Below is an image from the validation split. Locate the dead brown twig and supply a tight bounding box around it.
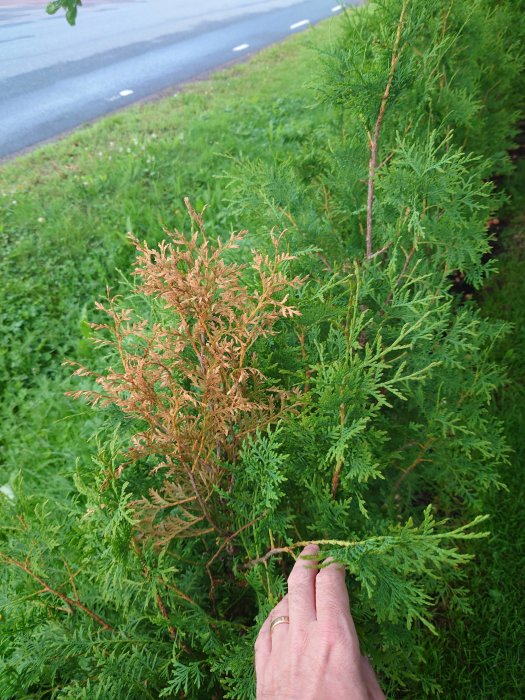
[206,514,266,603]
[393,437,436,494]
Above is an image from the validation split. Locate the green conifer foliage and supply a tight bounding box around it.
[1,1,523,697]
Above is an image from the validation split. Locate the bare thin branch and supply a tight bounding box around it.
[366,0,408,259]
[393,437,436,493]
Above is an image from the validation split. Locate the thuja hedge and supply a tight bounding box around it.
[1,0,523,697]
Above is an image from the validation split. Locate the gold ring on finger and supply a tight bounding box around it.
[270,615,290,634]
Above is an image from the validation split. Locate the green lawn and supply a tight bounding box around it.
[0,13,523,698]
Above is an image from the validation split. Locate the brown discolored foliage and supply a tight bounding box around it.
[67,200,304,544]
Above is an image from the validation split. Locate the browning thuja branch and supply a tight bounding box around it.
[68,200,304,544]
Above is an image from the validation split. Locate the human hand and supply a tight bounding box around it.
[255,544,385,700]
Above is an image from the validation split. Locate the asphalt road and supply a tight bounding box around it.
[0,0,351,160]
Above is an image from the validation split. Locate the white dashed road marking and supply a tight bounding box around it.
[290,19,310,30]
[332,4,343,11]
[119,89,134,97]
[233,43,249,52]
